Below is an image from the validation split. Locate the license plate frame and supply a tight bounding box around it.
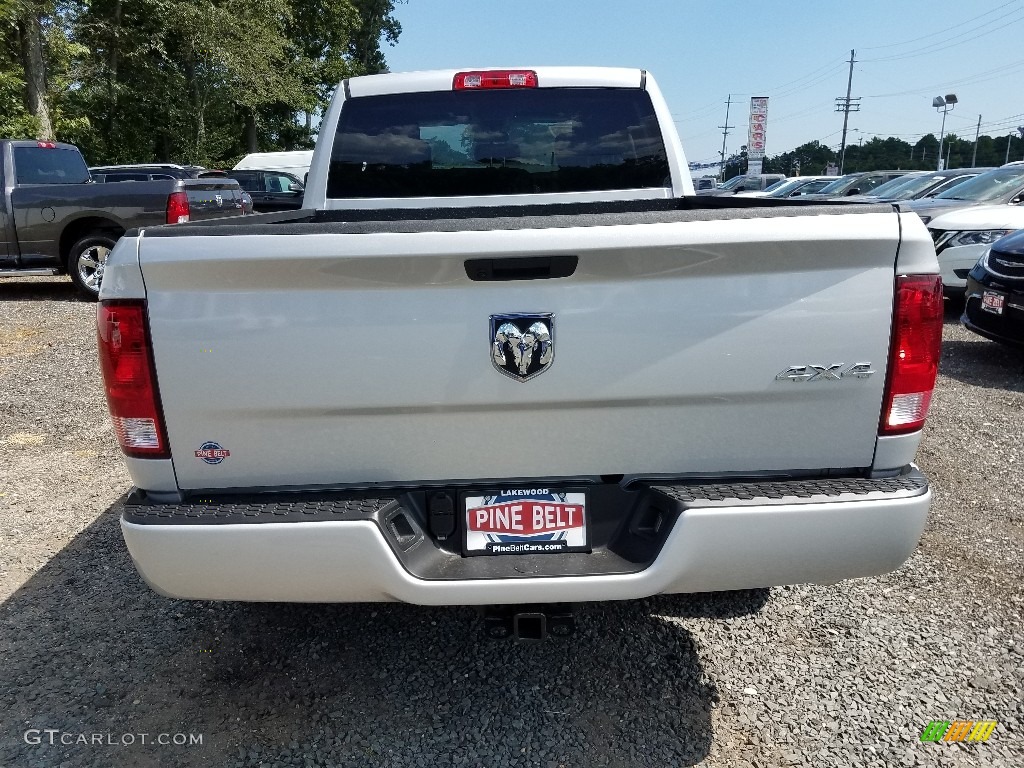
[461,487,590,556]
[981,290,1006,315]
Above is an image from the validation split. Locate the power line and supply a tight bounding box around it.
[770,104,828,125]
[769,64,848,101]
[671,96,741,124]
[674,58,847,127]
[864,58,1024,98]
[677,127,725,142]
[860,0,1021,51]
[860,6,1024,63]
[748,58,848,98]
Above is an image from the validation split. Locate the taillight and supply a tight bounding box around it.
[36,141,57,149]
[97,301,169,458]
[166,191,190,224]
[453,70,538,90]
[880,275,943,435]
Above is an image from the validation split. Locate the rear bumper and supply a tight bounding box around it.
[962,274,1024,348]
[120,472,930,605]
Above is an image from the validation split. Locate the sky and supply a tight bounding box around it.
[380,0,1024,172]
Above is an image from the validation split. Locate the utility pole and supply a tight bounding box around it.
[971,115,981,167]
[718,94,734,181]
[835,49,860,174]
[1007,134,1012,165]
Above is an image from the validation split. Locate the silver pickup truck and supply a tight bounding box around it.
[99,68,943,635]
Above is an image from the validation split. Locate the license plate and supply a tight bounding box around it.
[463,488,588,555]
[981,290,1005,315]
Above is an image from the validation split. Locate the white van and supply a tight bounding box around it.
[233,150,314,181]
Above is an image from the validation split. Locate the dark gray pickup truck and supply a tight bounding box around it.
[1,140,247,298]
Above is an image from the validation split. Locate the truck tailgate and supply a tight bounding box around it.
[138,210,900,491]
[180,179,246,220]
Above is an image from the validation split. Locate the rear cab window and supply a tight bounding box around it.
[13,146,90,185]
[327,88,670,199]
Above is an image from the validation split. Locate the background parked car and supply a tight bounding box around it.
[738,175,834,198]
[904,165,1024,223]
[925,204,1024,296]
[842,168,990,203]
[89,163,229,182]
[692,177,717,193]
[838,171,928,201]
[962,227,1024,347]
[233,150,314,183]
[702,173,786,196]
[226,169,305,212]
[797,170,909,199]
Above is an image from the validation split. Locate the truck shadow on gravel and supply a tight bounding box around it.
[0,499,767,768]
[941,297,965,325]
[939,338,1024,390]
[938,300,1024,387]
[0,279,80,303]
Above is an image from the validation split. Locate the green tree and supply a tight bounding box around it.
[2,0,87,140]
[64,0,405,164]
[12,0,53,139]
[764,141,836,176]
[281,0,404,144]
[348,0,403,74]
[843,136,913,172]
[0,1,38,137]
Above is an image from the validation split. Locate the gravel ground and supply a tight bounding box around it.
[0,276,1021,768]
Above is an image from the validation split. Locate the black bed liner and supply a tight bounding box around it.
[136,197,895,239]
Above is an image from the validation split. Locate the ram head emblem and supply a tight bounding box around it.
[490,314,554,382]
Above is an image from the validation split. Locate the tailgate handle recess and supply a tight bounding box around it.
[465,255,578,281]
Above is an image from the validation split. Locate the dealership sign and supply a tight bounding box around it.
[747,97,769,160]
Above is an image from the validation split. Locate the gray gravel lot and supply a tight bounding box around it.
[0,277,1021,768]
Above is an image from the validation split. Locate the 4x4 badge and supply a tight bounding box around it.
[775,363,875,381]
[490,314,554,382]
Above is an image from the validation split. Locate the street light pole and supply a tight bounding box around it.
[937,108,949,170]
[971,114,981,168]
[933,94,957,171]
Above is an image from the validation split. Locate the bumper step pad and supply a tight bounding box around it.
[650,471,928,508]
[122,490,397,525]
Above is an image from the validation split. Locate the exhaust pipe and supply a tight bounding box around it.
[481,604,577,641]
